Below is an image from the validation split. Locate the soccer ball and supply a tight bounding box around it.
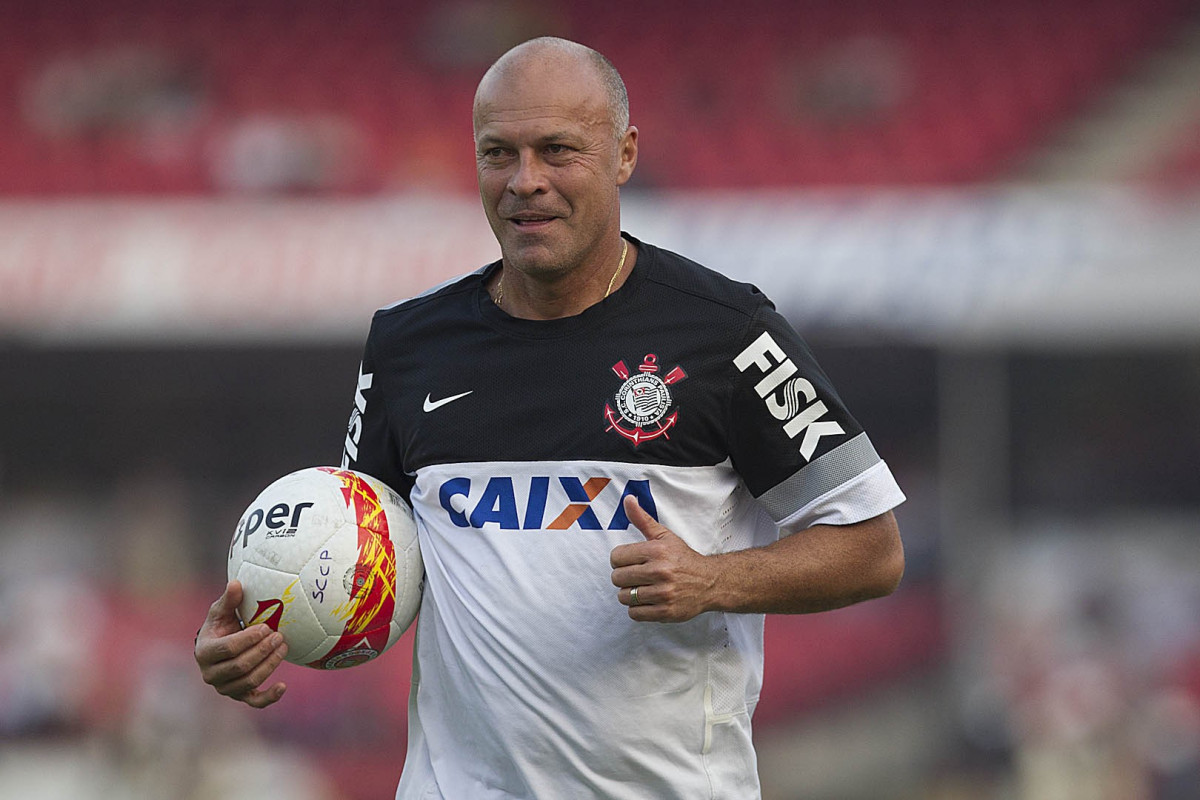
[227,466,422,669]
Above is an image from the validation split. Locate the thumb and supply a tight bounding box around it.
[203,580,246,635]
[623,495,668,541]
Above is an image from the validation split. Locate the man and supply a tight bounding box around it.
[196,37,905,798]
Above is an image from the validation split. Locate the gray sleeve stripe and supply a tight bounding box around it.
[755,432,882,522]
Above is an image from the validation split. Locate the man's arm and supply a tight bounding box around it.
[610,496,903,622]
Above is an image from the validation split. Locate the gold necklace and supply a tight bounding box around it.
[494,238,629,309]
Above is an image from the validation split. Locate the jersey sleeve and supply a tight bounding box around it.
[339,314,409,497]
[728,301,904,534]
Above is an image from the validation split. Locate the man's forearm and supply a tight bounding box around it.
[707,511,904,615]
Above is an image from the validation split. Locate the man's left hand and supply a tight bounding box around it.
[610,495,717,622]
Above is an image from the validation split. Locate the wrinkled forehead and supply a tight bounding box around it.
[473,58,611,138]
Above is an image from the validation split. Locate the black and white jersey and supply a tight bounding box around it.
[343,234,904,800]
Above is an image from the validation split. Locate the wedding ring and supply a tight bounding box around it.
[630,586,640,606]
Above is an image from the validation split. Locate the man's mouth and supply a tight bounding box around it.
[506,213,558,228]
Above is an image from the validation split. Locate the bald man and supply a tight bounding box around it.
[196,37,905,799]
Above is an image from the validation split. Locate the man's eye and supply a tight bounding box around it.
[482,148,507,159]
[545,144,570,155]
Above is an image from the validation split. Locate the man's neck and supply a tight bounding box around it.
[494,238,636,320]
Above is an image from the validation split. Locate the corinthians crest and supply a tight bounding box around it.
[604,353,687,445]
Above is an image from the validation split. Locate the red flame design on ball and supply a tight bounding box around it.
[309,468,398,668]
[247,598,285,631]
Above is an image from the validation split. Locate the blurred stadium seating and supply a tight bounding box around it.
[2,2,1200,799]
[0,0,1193,194]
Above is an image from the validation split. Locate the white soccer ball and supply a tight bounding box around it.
[227,466,422,669]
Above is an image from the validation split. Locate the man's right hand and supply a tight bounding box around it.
[195,580,289,708]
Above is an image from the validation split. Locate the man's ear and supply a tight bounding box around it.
[616,126,638,186]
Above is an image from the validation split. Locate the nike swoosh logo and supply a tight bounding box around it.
[423,391,473,412]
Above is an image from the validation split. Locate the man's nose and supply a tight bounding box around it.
[507,153,549,197]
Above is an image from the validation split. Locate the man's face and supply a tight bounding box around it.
[473,59,636,280]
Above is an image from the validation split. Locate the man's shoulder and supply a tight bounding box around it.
[369,264,491,329]
[640,240,767,319]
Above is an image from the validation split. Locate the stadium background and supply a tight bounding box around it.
[2,1,1199,798]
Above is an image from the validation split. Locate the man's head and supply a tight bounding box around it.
[473,37,637,282]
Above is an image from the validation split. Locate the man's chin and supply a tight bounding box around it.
[501,240,568,276]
